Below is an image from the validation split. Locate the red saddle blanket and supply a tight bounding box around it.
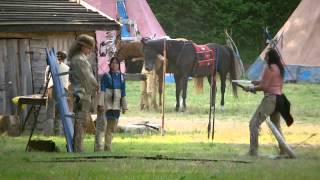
[192,44,215,67]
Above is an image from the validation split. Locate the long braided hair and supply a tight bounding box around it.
[265,48,285,78]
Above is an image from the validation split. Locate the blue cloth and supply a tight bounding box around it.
[100,72,126,97]
[106,110,120,121]
[116,0,131,38]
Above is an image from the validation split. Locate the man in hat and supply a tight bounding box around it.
[68,34,99,152]
[44,51,70,135]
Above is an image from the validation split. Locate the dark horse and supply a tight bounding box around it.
[142,38,242,111]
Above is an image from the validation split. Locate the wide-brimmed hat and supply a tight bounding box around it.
[76,34,95,48]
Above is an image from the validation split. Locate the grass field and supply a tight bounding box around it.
[0,80,319,179]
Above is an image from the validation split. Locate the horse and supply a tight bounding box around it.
[115,40,164,110]
[142,38,242,112]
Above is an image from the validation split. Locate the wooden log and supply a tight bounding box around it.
[266,119,297,159]
[124,73,146,81]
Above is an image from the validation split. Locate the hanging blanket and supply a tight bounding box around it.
[193,44,215,67]
[192,44,215,76]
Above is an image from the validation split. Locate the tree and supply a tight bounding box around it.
[148,0,301,63]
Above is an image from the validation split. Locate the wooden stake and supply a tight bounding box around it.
[161,39,167,136]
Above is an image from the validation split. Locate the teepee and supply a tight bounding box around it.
[247,0,320,83]
[84,0,166,40]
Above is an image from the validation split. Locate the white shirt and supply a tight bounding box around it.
[45,61,70,89]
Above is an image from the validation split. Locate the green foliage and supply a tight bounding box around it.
[148,0,301,64]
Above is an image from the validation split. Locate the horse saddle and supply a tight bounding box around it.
[192,44,215,67]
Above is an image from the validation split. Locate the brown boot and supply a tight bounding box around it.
[248,149,258,156]
[279,147,286,156]
[104,145,111,152]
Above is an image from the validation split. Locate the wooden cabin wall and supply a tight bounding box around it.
[19,40,33,98]
[0,32,97,134]
[0,39,33,115]
[0,40,7,114]
[29,39,48,94]
[0,32,80,113]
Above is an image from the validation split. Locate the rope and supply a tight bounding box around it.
[293,133,317,149]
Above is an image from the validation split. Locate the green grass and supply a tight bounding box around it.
[0,134,319,180]
[0,80,319,179]
[125,79,320,123]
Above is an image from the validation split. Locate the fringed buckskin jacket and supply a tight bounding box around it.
[70,52,98,102]
[98,72,128,111]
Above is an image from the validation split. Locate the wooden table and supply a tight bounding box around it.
[16,94,47,133]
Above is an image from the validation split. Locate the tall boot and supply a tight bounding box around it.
[249,120,259,156]
[45,118,54,136]
[94,112,106,152]
[105,119,117,151]
[73,112,87,153]
[140,92,147,110]
[53,118,61,136]
[147,93,154,110]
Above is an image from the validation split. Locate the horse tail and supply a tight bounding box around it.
[226,47,241,97]
[193,77,203,93]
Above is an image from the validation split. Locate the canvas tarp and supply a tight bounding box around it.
[84,0,166,38]
[247,0,320,83]
[83,0,166,74]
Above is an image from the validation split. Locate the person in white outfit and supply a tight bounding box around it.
[45,51,70,135]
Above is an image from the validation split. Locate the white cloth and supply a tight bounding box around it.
[59,62,70,89]
[45,66,54,88]
[45,62,70,89]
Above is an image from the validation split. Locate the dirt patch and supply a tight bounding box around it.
[119,116,320,145]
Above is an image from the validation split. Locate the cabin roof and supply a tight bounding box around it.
[0,0,120,32]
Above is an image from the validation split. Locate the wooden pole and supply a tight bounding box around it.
[161,39,167,136]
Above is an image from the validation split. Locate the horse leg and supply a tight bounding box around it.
[158,72,163,106]
[220,73,226,112]
[174,74,181,112]
[140,79,147,110]
[156,67,163,107]
[181,76,189,112]
[207,75,217,108]
[151,70,158,110]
